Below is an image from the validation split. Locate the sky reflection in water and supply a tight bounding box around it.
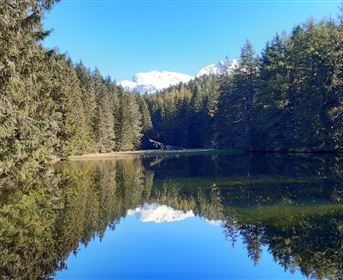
[57,207,304,280]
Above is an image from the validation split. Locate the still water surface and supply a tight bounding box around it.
[1,153,342,279]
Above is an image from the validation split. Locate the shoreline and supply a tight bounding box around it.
[52,148,343,163]
[65,149,215,161]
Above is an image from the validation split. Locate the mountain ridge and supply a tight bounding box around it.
[119,59,238,94]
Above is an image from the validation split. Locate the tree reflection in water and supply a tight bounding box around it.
[0,154,342,280]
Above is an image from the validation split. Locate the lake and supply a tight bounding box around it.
[0,152,342,279]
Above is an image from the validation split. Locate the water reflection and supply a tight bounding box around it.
[127,203,195,223]
[0,154,342,279]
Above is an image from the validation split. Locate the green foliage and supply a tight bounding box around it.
[216,41,259,149]
[93,75,116,153]
[50,55,94,156]
[0,0,60,177]
[137,96,153,148]
[144,75,219,149]
[214,21,343,152]
[116,92,143,151]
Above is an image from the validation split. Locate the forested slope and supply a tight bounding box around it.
[145,20,343,153]
[0,1,151,178]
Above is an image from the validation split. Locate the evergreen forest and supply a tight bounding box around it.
[2,0,343,178]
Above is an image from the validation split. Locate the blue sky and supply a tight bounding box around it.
[43,0,341,81]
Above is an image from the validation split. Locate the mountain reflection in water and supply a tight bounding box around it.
[0,153,342,279]
[127,203,195,223]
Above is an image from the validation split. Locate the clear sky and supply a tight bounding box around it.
[43,0,341,81]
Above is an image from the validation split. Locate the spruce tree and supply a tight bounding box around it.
[137,95,153,148]
[51,56,93,156]
[0,0,59,176]
[117,92,143,151]
[75,62,97,149]
[96,92,116,153]
[215,41,259,150]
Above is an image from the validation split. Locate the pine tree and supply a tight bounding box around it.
[96,92,116,153]
[137,95,153,148]
[91,70,118,152]
[215,41,259,150]
[137,96,153,133]
[51,56,93,156]
[256,33,290,151]
[0,0,59,177]
[188,83,210,148]
[75,62,97,149]
[117,92,143,151]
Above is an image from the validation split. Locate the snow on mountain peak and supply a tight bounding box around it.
[120,71,193,94]
[196,59,238,77]
[127,203,194,223]
[119,59,238,94]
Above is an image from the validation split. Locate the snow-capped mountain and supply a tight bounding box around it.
[127,203,194,223]
[120,71,193,94]
[196,59,238,77]
[127,203,224,226]
[119,59,238,94]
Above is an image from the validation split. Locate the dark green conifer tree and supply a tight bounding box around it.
[0,0,59,176]
[96,92,116,153]
[117,92,143,151]
[215,41,259,150]
[51,56,94,156]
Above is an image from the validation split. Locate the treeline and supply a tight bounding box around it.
[0,1,151,177]
[144,17,343,152]
[143,75,219,149]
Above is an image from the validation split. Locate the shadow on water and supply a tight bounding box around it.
[0,153,342,279]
